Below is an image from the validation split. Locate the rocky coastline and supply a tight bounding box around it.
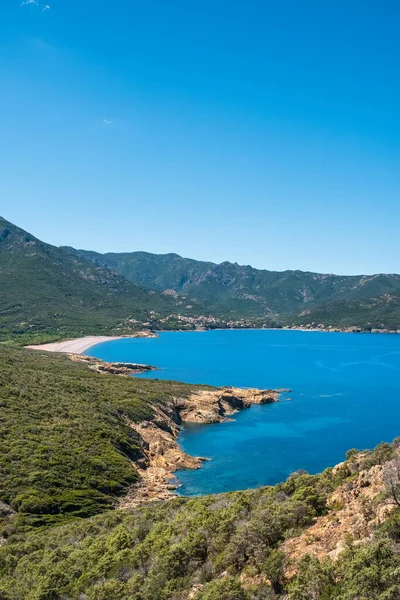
[283,324,400,334]
[63,352,285,507]
[68,353,157,376]
[120,386,285,507]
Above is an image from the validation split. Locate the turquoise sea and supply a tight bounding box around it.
[87,330,400,496]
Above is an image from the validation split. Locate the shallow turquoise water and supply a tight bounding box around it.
[87,330,400,495]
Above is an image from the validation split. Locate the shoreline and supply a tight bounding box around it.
[25,337,289,505]
[25,325,400,356]
[68,354,157,376]
[26,331,158,355]
[119,386,284,507]
[152,326,400,335]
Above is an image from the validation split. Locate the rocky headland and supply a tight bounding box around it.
[68,353,157,376]
[121,386,285,506]
[28,344,286,506]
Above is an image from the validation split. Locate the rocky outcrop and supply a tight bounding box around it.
[65,353,285,506]
[0,501,16,547]
[87,360,156,376]
[120,387,285,507]
[119,409,205,507]
[174,387,282,424]
[68,354,156,376]
[283,460,396,572]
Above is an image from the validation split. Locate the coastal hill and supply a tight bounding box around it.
[0,217,200,343]
[1,215,400,344]
[65,247,400,329]
[1,344,400,599]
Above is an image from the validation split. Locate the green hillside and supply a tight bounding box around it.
[3,483,400,600]
[0,345,203,530]
[0,345,399,599]
[294,293,400,330]
[64,247,400,328]
[0,218,195,344]
[1,214,399,344]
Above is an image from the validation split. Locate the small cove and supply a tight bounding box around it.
[87,330,400,495]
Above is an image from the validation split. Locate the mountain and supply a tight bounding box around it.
[293,293,400,330]
[0,218,192,343]
[64,247,400,329]
[2,214,399,341]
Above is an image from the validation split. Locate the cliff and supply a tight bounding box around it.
[121,386,283,506]
[174,386,281,424]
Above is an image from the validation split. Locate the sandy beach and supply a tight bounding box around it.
[26,336,123,355]
[26,327,395,359]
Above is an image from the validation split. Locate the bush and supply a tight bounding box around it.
[197,577,248,600]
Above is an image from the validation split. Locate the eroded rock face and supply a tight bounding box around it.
[283,461,396,572]
[120,388,284,507]
[120,406,206,507]
[175,387,281,424]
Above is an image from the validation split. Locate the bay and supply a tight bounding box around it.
[87,330,400,495]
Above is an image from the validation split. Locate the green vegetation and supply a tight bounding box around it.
[0,471,337,599]
[0,345,399,598]
[65,247,400,329]
[0,345,201,530]
[0,217,198,344]
[292,294,400,331]
[2,217,400,597]
[288,534,400,600]
[0,443,398,599]
[1,216,400,344]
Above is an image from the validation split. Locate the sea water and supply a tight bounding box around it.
[87,330,400,495]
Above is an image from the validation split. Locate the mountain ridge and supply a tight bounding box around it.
[1,214,400,342]
[64,246,399,279]
[63,245,400,328]
[0,217,198,343]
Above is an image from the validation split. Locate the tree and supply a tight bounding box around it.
[287,555,335,600]
[383,454,400,507]
[197,576,248,600]
[263,550,285,594]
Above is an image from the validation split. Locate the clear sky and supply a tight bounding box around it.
[1,1,399,275]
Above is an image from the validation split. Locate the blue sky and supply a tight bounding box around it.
[1,0,399,274]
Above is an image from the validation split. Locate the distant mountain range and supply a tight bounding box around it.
[1,216,399,344]
[0,217,196,343]
[64,247,400,330]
